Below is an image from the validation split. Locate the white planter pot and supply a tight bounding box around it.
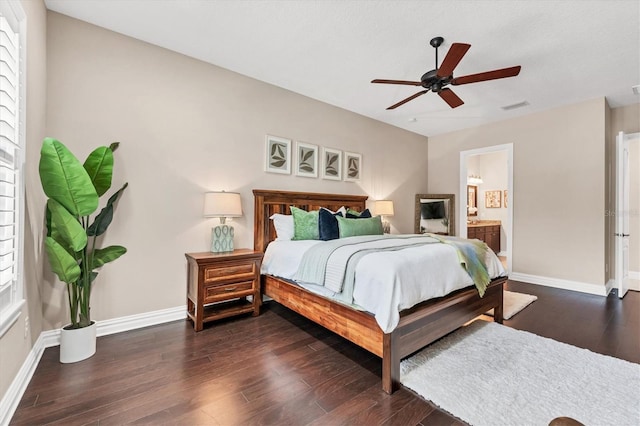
[59,322,96,363]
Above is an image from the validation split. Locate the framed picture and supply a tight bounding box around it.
[503,190,508,208]
[344,152,362,182]
[485,190,502,208]
[321,147,342,180]
[294,141,318,178]
[265,135,291,174]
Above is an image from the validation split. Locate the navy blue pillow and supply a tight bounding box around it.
[346,208,372,219]
[318,208,343,241]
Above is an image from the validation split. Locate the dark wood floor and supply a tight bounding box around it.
[10,281,639,425]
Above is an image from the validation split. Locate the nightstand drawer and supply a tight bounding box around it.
[204,280,254,302]
[204,263,256,283]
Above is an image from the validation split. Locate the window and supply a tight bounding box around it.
[0,1,25,338]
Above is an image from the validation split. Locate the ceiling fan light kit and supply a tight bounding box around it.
[372,36,522,110]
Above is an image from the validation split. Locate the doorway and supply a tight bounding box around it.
[615,131,640,297]
[459,144,513,274]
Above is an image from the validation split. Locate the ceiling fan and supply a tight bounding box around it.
[371,36,521,110]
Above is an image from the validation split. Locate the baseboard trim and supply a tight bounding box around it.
[509,272,608,296]
[0,305,186,425]
[605,279,615,295]
[606,272,640,293]
[0,333,46,426]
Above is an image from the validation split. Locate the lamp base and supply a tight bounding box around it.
[211,225,235,253]
[382,219,391,234]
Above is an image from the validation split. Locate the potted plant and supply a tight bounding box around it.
[39,137,128,363]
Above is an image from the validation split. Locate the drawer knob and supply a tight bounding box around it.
[224,287,237,292]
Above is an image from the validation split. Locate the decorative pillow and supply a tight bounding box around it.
[336,215,384,238]
[290,206,320,240]
[318,208,344,241]
[270,213,294,241]
[346,208,372,219]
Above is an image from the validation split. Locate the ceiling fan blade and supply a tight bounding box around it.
[371,79,423,86]
[451,65,521,85]
[386,90,429,110]
[438,88,464,108]
[436,43,471,78]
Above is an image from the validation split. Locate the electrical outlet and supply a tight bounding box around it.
[24,316,29,339]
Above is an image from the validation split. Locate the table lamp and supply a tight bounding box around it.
[373,200,394,234]
[203,191,243,253]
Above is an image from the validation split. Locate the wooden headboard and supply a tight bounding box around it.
[253,189,368,252]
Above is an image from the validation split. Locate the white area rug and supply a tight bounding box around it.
[400,321,640,426]
[486,290,537,320]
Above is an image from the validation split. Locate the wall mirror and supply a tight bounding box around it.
[414,194,455,236]
[467,185,478,216]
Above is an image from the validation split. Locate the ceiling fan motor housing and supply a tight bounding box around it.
[420,70,450,92]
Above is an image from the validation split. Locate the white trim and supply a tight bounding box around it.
[510,272,609,296]
[96,305,186,337]
[42,305,187,346]
[628,271,640,292]
[0,0,27,344]
[459,143,513,274]
[0,305,186,425]
[0,299,24,338]
[0,332,46,426]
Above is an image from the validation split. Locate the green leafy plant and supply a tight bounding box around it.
[39,138,128,329]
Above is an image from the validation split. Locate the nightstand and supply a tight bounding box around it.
[185,249,263,331]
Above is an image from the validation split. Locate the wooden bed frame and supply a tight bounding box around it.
[253,189,506,394]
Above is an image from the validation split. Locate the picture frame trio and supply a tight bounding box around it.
[264,135,361,182]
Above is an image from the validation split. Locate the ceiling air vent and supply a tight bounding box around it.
[501,101,529,111]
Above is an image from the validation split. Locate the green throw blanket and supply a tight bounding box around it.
[427,233,491,297]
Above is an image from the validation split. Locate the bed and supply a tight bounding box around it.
[253,189,507,394]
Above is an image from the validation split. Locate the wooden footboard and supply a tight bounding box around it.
[264,274,505,394]
[254,189,506,394]
[383,276,505,393]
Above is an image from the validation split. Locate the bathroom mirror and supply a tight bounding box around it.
[467,185,478,216]
[414,194,455,236]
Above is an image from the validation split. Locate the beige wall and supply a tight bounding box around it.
[609,104,640,280]
[0,0,47,408]
[428,98,607,288]
[44,12,428,330]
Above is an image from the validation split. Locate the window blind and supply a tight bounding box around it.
[0,10,23,334]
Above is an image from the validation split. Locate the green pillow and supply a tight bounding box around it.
[290,206,319,240]
[336,216,384,238]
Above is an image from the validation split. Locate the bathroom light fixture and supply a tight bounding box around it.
[467,175,483,185]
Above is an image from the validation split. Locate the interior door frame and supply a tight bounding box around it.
[459,143,513,274]
[615,131,639,297]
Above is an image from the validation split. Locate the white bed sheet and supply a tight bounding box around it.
[261,236,506,333]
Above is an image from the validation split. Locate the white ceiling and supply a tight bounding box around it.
[44,0,640,137]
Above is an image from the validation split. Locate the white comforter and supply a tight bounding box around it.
[261,236,506,333]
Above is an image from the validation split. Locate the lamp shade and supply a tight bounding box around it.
[373,200,394,216]
[203,192,243,218]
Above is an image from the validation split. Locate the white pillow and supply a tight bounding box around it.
[270,213,294,241]
[321,206,348,216]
